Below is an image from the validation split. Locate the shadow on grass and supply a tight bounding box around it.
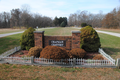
[102,47,120,55]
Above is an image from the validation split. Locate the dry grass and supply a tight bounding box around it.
[0,64,120,80]
[38,27,79,36]
[0,28,25,34]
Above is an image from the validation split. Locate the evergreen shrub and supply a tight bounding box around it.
[20,27,35,50]
[80,26,101,52]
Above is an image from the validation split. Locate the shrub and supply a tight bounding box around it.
[80,26,101,52]
[20,27,35,50]
[92,54,104,60]
[81,23,87,27]
[69,48,86,58]
[40,46,69,61]
[28,47,42,57]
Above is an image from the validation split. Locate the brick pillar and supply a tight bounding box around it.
[72,31,81,49]
[34,31,44,48]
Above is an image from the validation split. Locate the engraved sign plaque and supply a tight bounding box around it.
[49,40,66,47]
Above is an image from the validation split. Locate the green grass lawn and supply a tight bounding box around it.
[0,33,22,54]
[98,33,120,60]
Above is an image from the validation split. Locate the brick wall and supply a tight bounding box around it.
[44,36,72,50]
[72,31,81,49]
[34,31,81,50]
[34,31,44,48]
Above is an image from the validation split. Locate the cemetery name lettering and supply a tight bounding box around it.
[49,40,66,47]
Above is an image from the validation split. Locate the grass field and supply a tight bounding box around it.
[0,27,120,80]
[38,27,79,36]
[0,64,120,80]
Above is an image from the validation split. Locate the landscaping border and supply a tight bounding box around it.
[0,46,20,57]
[0,46,118,68]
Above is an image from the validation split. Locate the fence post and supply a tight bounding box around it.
[15,47,17,51]
[72,58,76,67]
[31,56,34,64]
[0,56,1,61]
[116,58,120,68]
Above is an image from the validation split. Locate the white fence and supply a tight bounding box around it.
[1,57,115,66]
[99,48,116,65]
[2,56,31,63]
[34,58,73,65]
[0,46,21,57]
[34,57,115,65]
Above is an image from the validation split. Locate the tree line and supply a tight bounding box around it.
[68,10,104,28]
[68,7,120,29]
[0,8,53,28]
[53,17,67,27]
[102,8,120,29]
[0,6,120,29]
[0,8,67,28]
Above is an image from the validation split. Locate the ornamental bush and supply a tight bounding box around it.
[40,46,69,61]
[69,48,86,58]
[20,27,35,50]
[80,26,101,52]
[28,47,42,57]
[92,54,104,60]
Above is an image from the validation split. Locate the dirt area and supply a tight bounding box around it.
[10,50,102,59]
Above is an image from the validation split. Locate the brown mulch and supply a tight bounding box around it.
[9,50,29,57]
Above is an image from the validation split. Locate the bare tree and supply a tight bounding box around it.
[68,9,107,28]
[10,9,21,28]
[0,12,10,28]
[21,4,31,13]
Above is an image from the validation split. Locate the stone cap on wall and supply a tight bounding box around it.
[71,31,81,33]
[34,31,45,33]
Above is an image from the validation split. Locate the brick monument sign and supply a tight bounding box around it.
[34,31,81,50]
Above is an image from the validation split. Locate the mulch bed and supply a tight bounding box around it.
[9,50,100,59]
[9,50,29,57]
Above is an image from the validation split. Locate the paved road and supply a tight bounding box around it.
[0,31,24,38]
[74,27,120,38]
[96,30,120,38]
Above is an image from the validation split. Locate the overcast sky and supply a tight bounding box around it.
[0,0,119,18]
